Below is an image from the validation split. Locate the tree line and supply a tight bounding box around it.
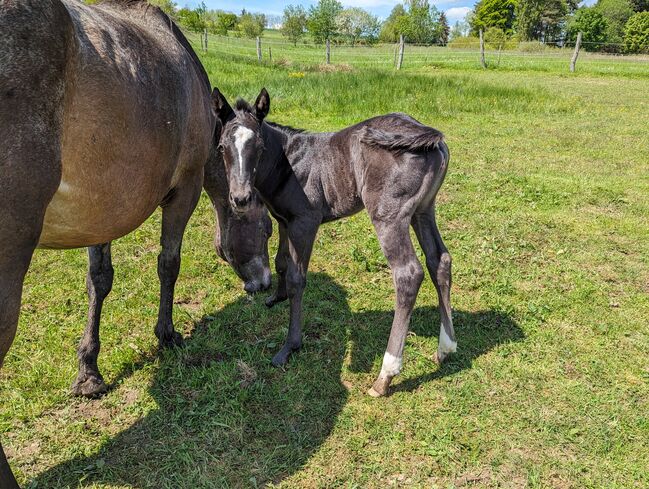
[465,0,649,53]
[84,0,648,53]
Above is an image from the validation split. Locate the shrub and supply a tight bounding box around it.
[447,35,480,49]
[624,11,649,53]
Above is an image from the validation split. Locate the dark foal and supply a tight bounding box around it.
[213,88,456,397]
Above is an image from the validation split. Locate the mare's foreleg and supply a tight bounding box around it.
[155,180,203,348]
[71,243,113,397]
[369,219,424,397]
[266,221,289,308]
[412,209,456,364]
[271,220,318,366]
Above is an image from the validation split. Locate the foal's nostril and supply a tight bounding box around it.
[233,194,251,208]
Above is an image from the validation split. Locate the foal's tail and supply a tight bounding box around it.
[359,125,444,154]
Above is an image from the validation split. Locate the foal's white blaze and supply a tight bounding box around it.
[234,126,254,177]
[438,321,457,358]
[380,351,402,378]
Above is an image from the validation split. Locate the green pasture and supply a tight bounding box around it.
[2,34,648,488]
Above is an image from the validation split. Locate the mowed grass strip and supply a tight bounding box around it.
[2,44,648,489]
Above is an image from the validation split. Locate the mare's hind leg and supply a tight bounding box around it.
[72,243,113,397]
[368,219,424,397]
[155,180,203,348]
[412,208,456,364]
[266,221,289,308]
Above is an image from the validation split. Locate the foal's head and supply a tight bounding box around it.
[212,87,269,215]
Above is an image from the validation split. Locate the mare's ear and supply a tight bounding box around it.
[254,88,270,122]
[211,87,233,123]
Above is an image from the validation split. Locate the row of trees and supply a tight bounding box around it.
[467,0,649,52]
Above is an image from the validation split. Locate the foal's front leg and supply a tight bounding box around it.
[72,243,113,397]
[266,221,289,308]
[369,219,424,397]
[271,219,318,366]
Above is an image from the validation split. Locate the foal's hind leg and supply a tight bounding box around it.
[412,209,456,364]
[72,243,113,397]
[155,180,203,348]
[369,219,424,397]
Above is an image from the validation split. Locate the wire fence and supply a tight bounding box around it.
[184,30,649,75]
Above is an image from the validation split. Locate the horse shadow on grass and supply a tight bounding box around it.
[28,272,523,488]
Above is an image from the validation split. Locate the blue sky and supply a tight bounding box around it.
[183,0,475,24]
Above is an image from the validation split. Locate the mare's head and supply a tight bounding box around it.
[205,88,272,294]
[212,87,269,215]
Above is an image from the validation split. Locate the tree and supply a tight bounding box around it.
[596,0,635,46]
[177,3,207,32]
[624,11,649,51]
[214,12,238,35]
[437,11,450,44]
[336,8,381,45]
[484,26,507,48]
[405,0,438,44]
[149,0,177,16]
[470,0,517,35]
[450,20,470,39]
[630,0,649,12]
[379,4,408,42]
[282,5,308,45]
[308,0,343,43]
[237,12,266,38]
[515,0,568,41]
[566,7,608,50]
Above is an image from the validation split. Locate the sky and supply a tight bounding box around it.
[182,0,475,24]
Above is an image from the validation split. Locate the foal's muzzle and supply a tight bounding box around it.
[229,191,253,213]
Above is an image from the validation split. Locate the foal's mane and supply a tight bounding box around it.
[234,99,306,134]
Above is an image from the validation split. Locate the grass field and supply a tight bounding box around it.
[2,36,649,489]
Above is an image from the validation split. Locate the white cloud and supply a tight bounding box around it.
[444,6,471,22]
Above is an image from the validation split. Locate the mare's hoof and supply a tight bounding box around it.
[159,330,184,349]
[71,375,108,398]
[271,343,300,367]
[368,376,392,398]
[265,293,287,308]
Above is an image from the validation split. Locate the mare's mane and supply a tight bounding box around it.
[99,0,210,91]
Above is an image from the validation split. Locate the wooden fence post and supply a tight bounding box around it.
[203,28,208,52]
[256,36,262,62]
[570,31,582,72]
[397,34,404,70]
[479,29,486,68]
[268,46,272,64]
[326,38,331,64]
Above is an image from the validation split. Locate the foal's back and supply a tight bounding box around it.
[317,113,448,221]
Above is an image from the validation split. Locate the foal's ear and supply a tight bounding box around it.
[254,88,270,122]
[211,87,233,123]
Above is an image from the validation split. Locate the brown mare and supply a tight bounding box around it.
[213,88,456,399]
[0,1,269,486]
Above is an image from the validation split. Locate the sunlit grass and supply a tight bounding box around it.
[2,34,648,489]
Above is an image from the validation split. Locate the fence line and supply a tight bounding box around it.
[182,30,649,74]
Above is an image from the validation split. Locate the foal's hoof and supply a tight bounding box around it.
[71,375,108,398]
[265,293,287,308]
[433,350,452,366]
[159,330,184,349]
[368,376,392,398]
